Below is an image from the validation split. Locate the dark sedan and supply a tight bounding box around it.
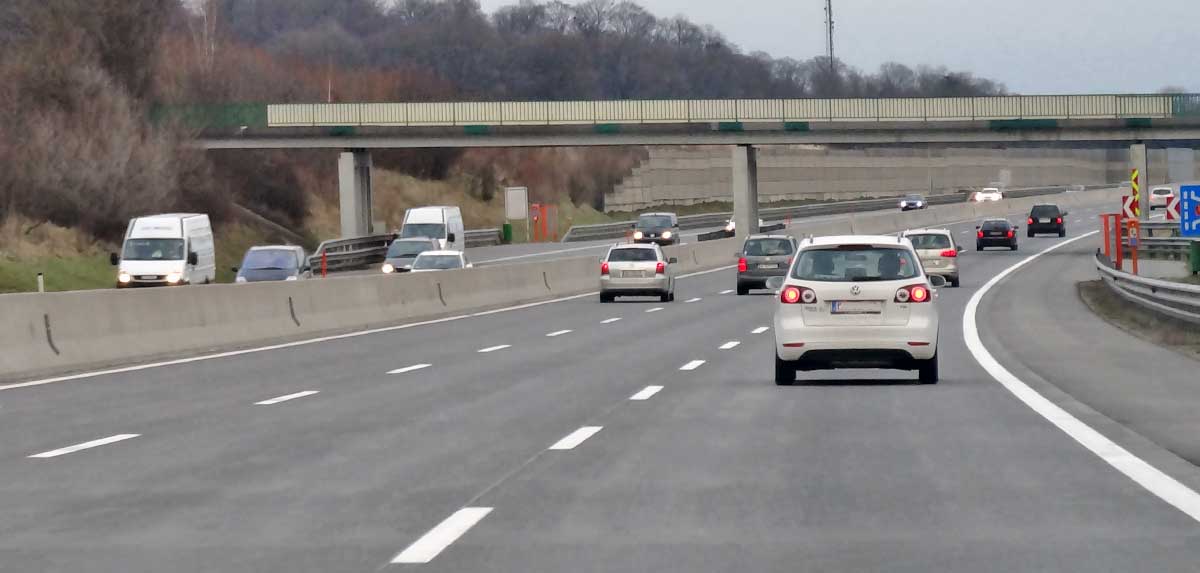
[976,219,1019,251]
[1026,204,1067,237]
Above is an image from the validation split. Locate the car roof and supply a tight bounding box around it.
[981,218,1012,224]
[1032,203,1060,208]
[416,250,462,257]
[248,245,302,252]
[1151,186,1173,191]
[902,228,951,235]
[640,212,676,217]
[800,235,911,248]
[611,242,659,249]
[745,234,794,241]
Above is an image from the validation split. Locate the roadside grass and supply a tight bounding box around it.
[1077,279,1200,360]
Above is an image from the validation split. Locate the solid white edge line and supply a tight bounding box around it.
[629,385,664,401]
[29,434,140,458]
[388,363,432,375]
[254,390,319,405]
[546,329,572,337]
[548,426,603,450]
[752,326,770,334]
[477,344,511,353]
[391,507,494,564]
[601,317,622,324]
[679,360,706,371]
[719,341,741,350]
[964,230,1200,524]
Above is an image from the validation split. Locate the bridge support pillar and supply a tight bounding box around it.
[339,150,373,238]
[1130,143,1148,221]
[732,145,760,238]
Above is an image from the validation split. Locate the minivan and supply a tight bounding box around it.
[111,214,216,287]
[400,206,465,252]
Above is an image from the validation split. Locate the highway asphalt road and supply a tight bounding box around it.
[2,201,1199,572]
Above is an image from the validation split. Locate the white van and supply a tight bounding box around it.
[110,214,216,288]
[399,206,465,252]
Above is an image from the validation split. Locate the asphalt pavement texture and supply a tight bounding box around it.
[2,202,1199,572]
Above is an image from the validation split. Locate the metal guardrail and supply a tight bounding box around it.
[307,234,395,273]
[266,94,1200,128]
[562,185,1088,243]
[1095,251,1200,325]
[465,228,502,247]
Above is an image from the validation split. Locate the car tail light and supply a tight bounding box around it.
[1055,217,1063,224]
[895,284,931,303]
[1027,217,1034,225]
[786,256,793,267]
[1006,229,1014,238]
[601,262,609,275]
[656,261,665,274]
[737,257,748,272]
[781,285,816,304]
[977,230,984,239]
[940,249,957,258]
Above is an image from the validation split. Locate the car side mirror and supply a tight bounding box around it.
[187,252,198,266]
[668,257,678,264]
[231,267,239,273]
[447,232,456,243]
[109,253,119,266]
[957,246,965,253]
[766,277,786,290]
[975,226,981,230]
[929,275,947,288]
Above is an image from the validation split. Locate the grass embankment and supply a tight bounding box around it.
[1077,279,1200,360]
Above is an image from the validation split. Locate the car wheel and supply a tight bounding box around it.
[1058,229,1066,238]
[668,291,676,302]
[950,275,960,288]
[775,355,796,386]
[660,291,670,303]
[1027,230,1033,238]
[599,293,612,303]
[976,243,983,251]
[736,285,749,296]
[1010,243,1018,251]
[918,352,939,384]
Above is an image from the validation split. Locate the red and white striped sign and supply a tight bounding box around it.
[1121,195,1137,219]
[1166,196,1180,221]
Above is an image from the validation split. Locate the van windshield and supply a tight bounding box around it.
[637,215,673,229]
[388,241,432,257]
[241,249,298,271]
[400,224,446,239]
[122,238,185,261]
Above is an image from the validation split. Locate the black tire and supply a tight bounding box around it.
[976,243,983,251]
[1058,229,1066,238]
[599,293,612,303]
[736,285,749,296]
[668,291,676,302]
[950,275,960,288]
[660,292,670,303]
[1027,230,1034,238]
[918,352,939,384]
[1010,243,1018,251]
[775,355,796,386]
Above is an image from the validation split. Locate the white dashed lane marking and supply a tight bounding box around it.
[478,345,511,353]
[388,364,432,375]
[679,360,706,371]
[601,317,622,324]
[391,507,494,564]
[546,330,572,337]
[549,426,603,450]
[645,307,664,313]
[255,391,319,405]
[685,297,702,303]
[29,434,140,459]
[630,386,663,401]
[752,327,770,334]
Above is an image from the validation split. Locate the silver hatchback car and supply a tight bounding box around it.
[600,243,678,303]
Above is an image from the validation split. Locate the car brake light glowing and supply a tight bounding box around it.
[910,285,929,302]
[940,249,957,258]
[1006,230,1014,238]
[601,262,609,275]
[896,284,931,303]
[737,257,748,272]
[1055,217,1063,224]
[1027,217,1034,225]
[977,230,984,239]
[781,285,802,304]
[656,261,665,274]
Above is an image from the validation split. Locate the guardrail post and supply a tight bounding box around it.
[321,251,328,278]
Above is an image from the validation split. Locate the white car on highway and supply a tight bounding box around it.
[410,250,473,272]
[973,187,1004,202]
[769,236,945,385]
[1149,186,1174,210]
[600,243,677,303]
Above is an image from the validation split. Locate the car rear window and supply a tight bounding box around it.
[906,234,951,249]
[608,248,658,262]
[1030,205,1060,217]
[792,247,920,282]
[981,220,1010,231]
[743,238,794,256]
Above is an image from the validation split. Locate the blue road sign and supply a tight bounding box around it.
[1182,185,1200,237]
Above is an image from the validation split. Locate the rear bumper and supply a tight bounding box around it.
[774,318,938,362]
[1027,224,1064,234]
[738,269,788,285]
[601,275,669,293]
[977,238,1016,247]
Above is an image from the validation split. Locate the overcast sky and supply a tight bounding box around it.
[476,0,1197,94]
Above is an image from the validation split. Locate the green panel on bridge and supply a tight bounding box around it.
[784,122,811,132]
[1172,94,1200,116]
[150,104,268,129]
[593,124,621,134]
[1125,118,1154,128]
[463,125,491,135]
[329,126,356,136]
[717,122,744,132]
[988,119,1059,131]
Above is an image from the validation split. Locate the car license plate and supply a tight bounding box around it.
[831,300,883,314]
[1039,218,1051,223]
[988,232,1002,236]
[138,275,157,280]
[758,263,779,269]
[621,270,646,278]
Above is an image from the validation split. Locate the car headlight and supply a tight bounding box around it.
[285,275,298,281]
[235,276,247,283]
[633,231,644,240]
[117,272,131,284]
[382,263,395,274]
[725,222,735,232]
[166,273,182,284]
[662,231,672,239]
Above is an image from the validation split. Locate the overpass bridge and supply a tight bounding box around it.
[183,93,1200,238]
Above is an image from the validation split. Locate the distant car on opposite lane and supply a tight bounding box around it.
[902,228,962,287]
[973,187,1004,202]
[600,243,677,303]
[382,238,440,274]
[410,250,473,272]
[1149,186,1174,210]
[1026,204,1067,237]
[234,245,309,283]
[633,212,680,245]
[736,234,798,295]
[976,219,1019,251]
[898,194,927,211]
[771,235,944,385]
[723,217,766,237]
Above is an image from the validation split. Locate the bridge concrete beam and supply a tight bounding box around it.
[338,150,373,238]
[732,145,760,239]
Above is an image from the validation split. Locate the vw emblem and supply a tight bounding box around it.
[850,285,862,296]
